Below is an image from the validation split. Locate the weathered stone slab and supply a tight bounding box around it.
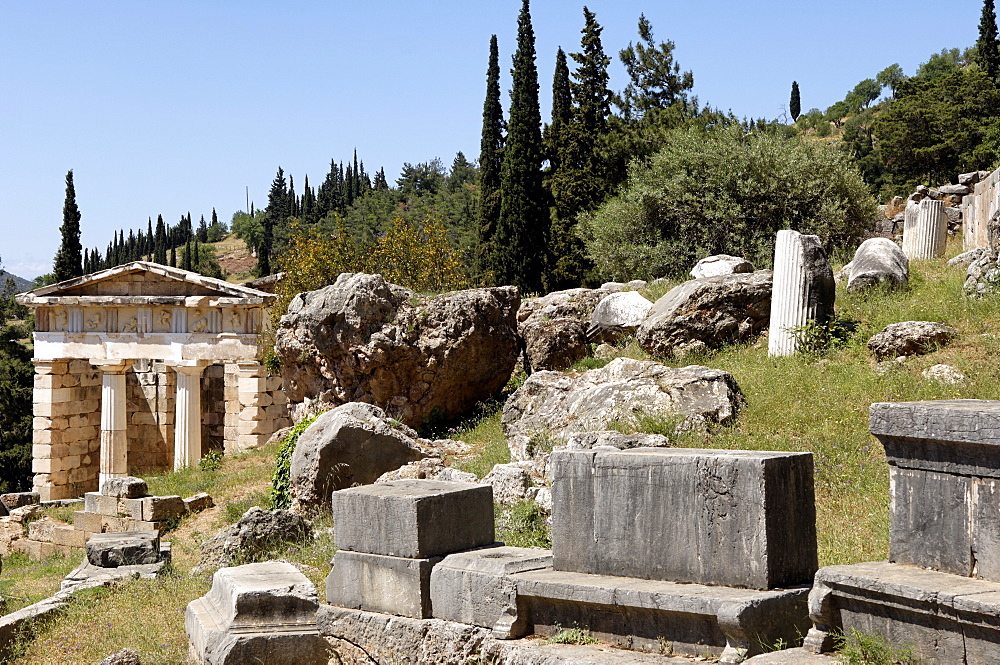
[141,495,185,521]
[100,476,148,498]
[889,466,972,575]
[331,479,494,559]
[84,492,119,516]
[186,560,328,665]
[326,549,442,619]
[550,448,817,590]
[184,492,214,513]
[86,531,160,567]
[430,545,552,636]
[806,561,1000,663]
[514,568,810,663]
[0,492,39,510]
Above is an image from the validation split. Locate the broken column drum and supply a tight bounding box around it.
[767,230,835,357]
[16,262,289,500]
[902,198,947,260]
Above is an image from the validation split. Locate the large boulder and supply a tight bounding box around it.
[290,402,431,512]
[846,238,909,292]
[275,273,520,428]
[588,291,654,342]
[502,357,744,470]
[520,317,589,372]
[867,321,958,360]
[636,271,772,358]
[517,286,613,328]
[690,254,754,279]
[195,507,312,574]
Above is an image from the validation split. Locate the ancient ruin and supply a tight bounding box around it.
[767,230,835,357]
[16,262,290,500]
[901,198,948,260]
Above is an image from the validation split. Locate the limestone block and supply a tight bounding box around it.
[101,476,148,498]
[430,545,552,635]
[331,480,495,559]
[67,466,96,484]
[73,511,102,534]
[184,493,214,513]
[551,448,817,590]
[238,377,268,393]
[48,525,87,548]
[32,458,54,474]
[13,539,73,560]
[32,430,62,445]
[85,492,120,516]
[0,492,39,510]
[86,531,160,567]
[142,495,186,521]
[326,549,441,619]
[185,561,327,665]
[117,498,145,521]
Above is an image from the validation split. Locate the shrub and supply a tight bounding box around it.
[577,124,878,281]
[269,413,322,510]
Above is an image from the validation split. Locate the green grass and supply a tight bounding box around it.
[835,628,920,665]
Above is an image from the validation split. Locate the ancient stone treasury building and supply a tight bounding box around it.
[16,262,291,501]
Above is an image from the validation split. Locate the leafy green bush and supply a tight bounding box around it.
[269,413,322,510]
[577,124,878,281]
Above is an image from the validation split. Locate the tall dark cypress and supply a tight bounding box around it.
[477,34,506,280]
[978,0,1000,82]
[146,219,154,259]
[790,81,801,120]
[53,170,84,281]
[544,47,572,186]
[169,244,176,268]
[259,166,287,277]
[154,215,167,264]
[495,0,547,292]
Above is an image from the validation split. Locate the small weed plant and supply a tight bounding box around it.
[835,629,920,665]
[546,625,599,645]
[495,500,551,549]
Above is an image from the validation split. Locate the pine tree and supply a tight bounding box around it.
[373,168,389,190]
[53,170,84,281]
[197,215,208,242]
[790,81,801,120]
[978,0,1000,82]
[477,34,506,281]
[618,14,694,119]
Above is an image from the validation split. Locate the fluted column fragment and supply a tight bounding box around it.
[902,199,947,259]
[768,230,836,357]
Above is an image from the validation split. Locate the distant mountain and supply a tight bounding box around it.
[0,271,35,293]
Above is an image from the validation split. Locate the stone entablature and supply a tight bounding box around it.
[17,262,289,500]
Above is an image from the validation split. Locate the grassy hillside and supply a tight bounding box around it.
[4,234,994,661]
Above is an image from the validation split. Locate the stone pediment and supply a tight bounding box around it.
[17,262,273,305]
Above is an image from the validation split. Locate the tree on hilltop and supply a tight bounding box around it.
[790,81,801,120]
[978,0,1000,81]
[53,170,83,282]
[495,0,547,293]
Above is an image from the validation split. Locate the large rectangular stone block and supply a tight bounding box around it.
[889,467,972,575]
[551,448,817,590]
[332,479,494,559]
[326,549,440,619]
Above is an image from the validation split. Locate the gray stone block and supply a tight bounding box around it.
[84,492,118,516]
[807,561,1000,663]
[551,448,817,589]
[326,549,441,619]
[430,545,552,636]
[514,568,810,662]
[86,531,160,567]
[1,492,39,510]
[186,560,328,665]
[101,476,148,498]
[331,479,494,559]
[141,495,186,521]
[889,467,972,575]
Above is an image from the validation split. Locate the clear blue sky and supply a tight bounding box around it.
[0,0,983,279]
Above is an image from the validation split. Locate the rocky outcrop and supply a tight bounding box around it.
[690,254,754,279]
[587,291,653,343]
[502,358,743,470]
[289,402,431,512]
[636,271,772,358]
[867,321,957,360]
[195,507,312,573]
[275,273,520,428]
[520,318,589,372]
[846,238,909,293]
[965,211,1000,296]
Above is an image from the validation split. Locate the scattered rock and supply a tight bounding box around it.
[593,343,618,359]
[949,248,986,268]
[939,184,971,196]
[885,196,906,218]
[564,430,671,451]
[183,492,215,514]
[101,476,148,499]
[482,462,534,504]
[275,272,520,428]
[517,287,610,328]
[959,171,989,188]
[98,648,142,665]
[195,507,312,574]
[0,492,39,511]
[846,238,909,292]
[636,271,772,357]
[86,531,160,568]
[867,321,958,360]
[922,364,966,385]
[520,317,589,372]
[376,458,477,484]
[289,402,431,513]
[502,357,743,470]
[690,254,754,279]
[965,211,1000,296]
[587,291,653,343]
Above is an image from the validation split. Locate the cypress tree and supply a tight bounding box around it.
[790,81,801,120]
[147,219,154,259]
[183,239,192,271]
[978,0,1000,82]
[495,0,547,292]
[544,47,572,186]
[154,215,167,264]
[197,215,208,242]
[477,34,506,281]
[169,245,176,268]
[53,170,84,282]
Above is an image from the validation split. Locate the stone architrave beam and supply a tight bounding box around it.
[92,360,130,489]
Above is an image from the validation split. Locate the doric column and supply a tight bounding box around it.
[172,362,208,470]
[93,360,130,490]
[902,199,947,260]
[768,230,836,357]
